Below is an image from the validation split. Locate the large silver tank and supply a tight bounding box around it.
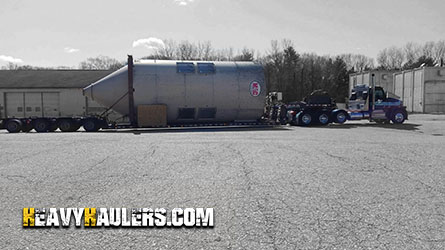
[83,60,266,123]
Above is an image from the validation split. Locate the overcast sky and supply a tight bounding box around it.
[1,0,444,67]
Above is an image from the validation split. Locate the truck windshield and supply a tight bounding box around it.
[350,90,368,100]
[375,89,385,101]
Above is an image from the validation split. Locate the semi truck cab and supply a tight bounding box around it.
[347,85,407,124]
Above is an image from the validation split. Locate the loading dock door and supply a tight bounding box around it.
[24,92,43,117]
[42,92,60,117]
[5,93,25,118]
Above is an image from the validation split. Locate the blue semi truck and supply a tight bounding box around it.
[286,84,408,126]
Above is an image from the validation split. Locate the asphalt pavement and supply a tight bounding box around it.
[0,114,444,249]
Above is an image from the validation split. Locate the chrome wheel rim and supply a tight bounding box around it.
[394,113,404,123]
[337,113,346,123]
[319,114,329,124]
[302,114,311,124]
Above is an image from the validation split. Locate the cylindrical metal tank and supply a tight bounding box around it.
[83,60,266,123]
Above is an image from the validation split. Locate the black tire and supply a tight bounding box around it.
[59,119,76,132]
[48,122,58,132]
[298,111,312,126]
[33,119,50,133]
[391,109,406,124]
[333,111,348,124]
[21,123,33,132]
[317,112,330,126]
[83,119,100,132]
[5,119,22,133]
[72,124,81,132]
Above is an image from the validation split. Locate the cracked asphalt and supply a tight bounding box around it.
[0,114,444,249]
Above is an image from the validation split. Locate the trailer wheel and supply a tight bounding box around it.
[298,112,312,126]
[83,119,100,132]
[59,119,76,132]
[5,119,22,133]
[391,110,406,124]
[333,111,348,124]
[21,123,33,132]
[48,122,58,132]
[33,119,49,132]
[317,112,330,125]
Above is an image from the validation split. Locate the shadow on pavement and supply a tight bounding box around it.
[325,122,421,131]
[100,125,290,134]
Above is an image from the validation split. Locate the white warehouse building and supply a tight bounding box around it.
[0,70,119,121]
[394,67,445,113]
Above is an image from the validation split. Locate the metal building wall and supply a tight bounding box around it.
[413,70,423,113]
[394,73,404,99]
[403,71,414,112]
[393,67,445,113]
[424,68,445,113]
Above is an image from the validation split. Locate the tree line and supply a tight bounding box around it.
[377,40,445,70]
[2,39,444,103]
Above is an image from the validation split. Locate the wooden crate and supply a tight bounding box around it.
[137,105,167,127]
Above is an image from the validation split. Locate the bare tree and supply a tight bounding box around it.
[79,55,123,70]
[403,42,421,65]
[177,41,198,60]
[234,48,255,61]
[268,40,284,66]
[196,41,214,61]
[433,40,445,65]
[156,39,176,59]
[201,41,214,61]
[422,41,435,59]
[377,46,404,70]
[214,47,234,61]
[2,62,20,70]
[353,54,374,72]
[340,54,374,72]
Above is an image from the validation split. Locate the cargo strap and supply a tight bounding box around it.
[99,92,129,118]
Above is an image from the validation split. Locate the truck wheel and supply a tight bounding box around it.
[5,119,22,133]
[391,110,406,124]
[34,119,49,132]
[334,111,347,124]
[317,112,330,125]
[21,123,33,132]
[83,119,100,132]
[48,122,58,132]
[298,112,312,126]
[72,124,81,132]
[59,119,75,132]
